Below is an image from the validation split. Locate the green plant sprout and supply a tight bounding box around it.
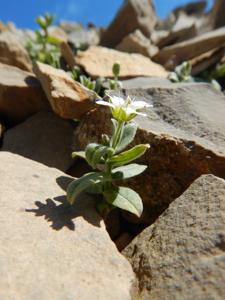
[67,94,151,218]
[26,13,61,68]
[168,61,192,83]
[168,61,221,91]
[70,63,122,96]
[109,62,122,90]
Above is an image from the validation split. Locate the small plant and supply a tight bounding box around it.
[169,61,221,91]
[26,13,61,68]
[168,61,192,83]
[70,62,122,96]
[67,94,151,218]
[109,62,122,90]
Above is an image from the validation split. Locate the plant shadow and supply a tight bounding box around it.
[26,176,101,231]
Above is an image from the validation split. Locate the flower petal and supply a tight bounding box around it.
[110,95,125,106]
[130,101,152,110]
[96,100,115,108]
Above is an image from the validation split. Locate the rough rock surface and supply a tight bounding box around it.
[33,62,97,119]
[101,0,156,48]
[0,63,49,124]
[153,27,225,68]
[116,29,158,58]
[211,0,225,29]
[2,112,74,171]
[73,83,225,223]
[0,31,32,71]
[123,174,225,300]
[0,151,134,300]
[73,46,168,79]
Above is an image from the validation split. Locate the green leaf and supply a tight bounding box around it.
[112,164,147,180]
[104,186,143,217]
[113,62,120,78]
[36,16,47,29]
[46,35,61,45]
[85,143,101,167]
[67,172,103,204]
[115,122,138,153]
[72,151,86,160]
[107,144,150,167]
[91,145,110,168]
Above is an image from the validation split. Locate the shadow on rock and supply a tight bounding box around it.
[26,176,102,231]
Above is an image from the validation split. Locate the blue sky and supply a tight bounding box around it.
[0,0,213,29]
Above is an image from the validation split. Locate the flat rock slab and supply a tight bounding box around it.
[101,0,156,47]
[123,174,225,300]
[153,27,225,67]
[74,46,168,79]
[0,152,134,300]
[0,63,49,124]
[33,62,97,120]
[0,31,32,71]
[74,82,225,223]
[2,112,74,171]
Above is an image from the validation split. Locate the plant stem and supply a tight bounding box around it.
[111,120,124,149]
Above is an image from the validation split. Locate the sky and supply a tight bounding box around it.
[0,0,214,29]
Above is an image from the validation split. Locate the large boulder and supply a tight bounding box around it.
[123,174,225,300]
[2,112,74,171]
[0,63,49,124]
[0,31,32,71]
[63,45,167,79]
[73,82,225,223]
[101,0,156,48]
[0,151,134,299]
[33,62,98,120]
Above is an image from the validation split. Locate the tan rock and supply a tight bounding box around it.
[33,62,98,119]
[191,47,225,76]
[0,63,49,124]
[2,112,74,171]
[73,46,168,79]
[116,29,158,58]
[0,151,134,300]
[153,27,225,67]
[73,83,225,223]
[0,31,32,71]
[123,174,225,300]
[211,0,225,29]
[101,0,156,47]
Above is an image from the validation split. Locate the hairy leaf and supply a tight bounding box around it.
[112,164,147,180]
[108,144,150,167]
[104,186,143,217]
[115,122,138,153]
[71,151,86,160]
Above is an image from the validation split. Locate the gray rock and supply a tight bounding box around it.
[121,77,171,89]
[0,63,49,124]
[123,174,225,300]
[101,0,156,48]
[73,82,225,223]
[0,31,32,71]
[0,151,134,300]
[2,112,74,171]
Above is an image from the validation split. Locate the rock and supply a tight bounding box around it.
[0,63,49,124]
[191,47,225,76]
[33,62,97,120]
[153,27,225,68]
[0,151,134,299]
[73,82,225,223]
[2,112,74,171]
[123,174,225,300]
[121,77,171,89]
[173,0,207,17]
[0,31,32,71]
[116,29,158,58]
[101,0,156,48]
[211,0,225,29]
[60,21,100,46]
[73,46,168,79]
[153,24,196,49]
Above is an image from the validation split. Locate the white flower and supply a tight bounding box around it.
[96,95,152,122]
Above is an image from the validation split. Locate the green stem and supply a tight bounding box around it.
[111,120,124,149]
